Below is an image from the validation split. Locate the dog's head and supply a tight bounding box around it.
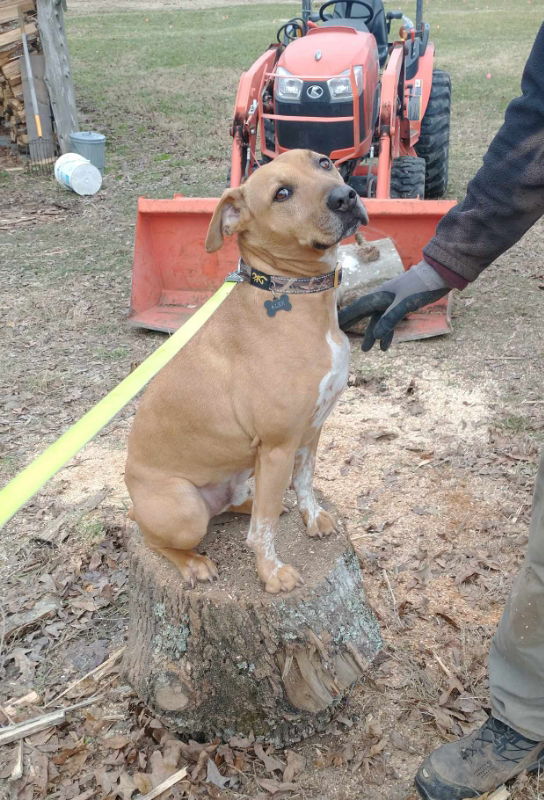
[205,149,368,269]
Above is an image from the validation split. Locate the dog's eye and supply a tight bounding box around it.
[319,157,332,170]
[274,187,292,202]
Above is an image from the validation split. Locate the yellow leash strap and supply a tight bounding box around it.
[0,281,237,529]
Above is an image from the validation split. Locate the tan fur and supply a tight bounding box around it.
[125,149,367,593]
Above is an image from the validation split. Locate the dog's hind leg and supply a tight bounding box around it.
[127,474,218,586]
[292,430,337,538]
[228,497,254,514]
[227,473,289,516]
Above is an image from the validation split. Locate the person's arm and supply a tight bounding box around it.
[339,23,544,350]
[424,22,544,283]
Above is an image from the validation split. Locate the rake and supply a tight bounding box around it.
[19,10,55,174]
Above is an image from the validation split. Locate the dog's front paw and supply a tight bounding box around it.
[178,553,219,587]
[306,509,336,538]
[265,564,304,594]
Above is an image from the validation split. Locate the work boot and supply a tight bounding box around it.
[415,716,544,799]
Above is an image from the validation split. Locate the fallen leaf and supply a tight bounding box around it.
[283,750,305,783]
[206,758,230,789]
[70,596,99,613]
[454,694,483,714]
[435,611,461,630]
[368,737,387,758]
[63,749,89,777]
[4,595,60,638]
[216,744,234,766]
[438,677,465,707]
[52,743,87,765]
[229,735,253,749]
[103,734,131,750]
[423,705,458,734]
[456,567,485,585]
[254,743,285,774]
[132,772,152,794]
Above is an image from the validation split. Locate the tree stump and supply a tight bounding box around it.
[123,500,382,747]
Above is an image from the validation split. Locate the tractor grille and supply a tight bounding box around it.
[275,81,365,156]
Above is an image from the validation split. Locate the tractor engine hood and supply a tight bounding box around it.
[277,26,379,83]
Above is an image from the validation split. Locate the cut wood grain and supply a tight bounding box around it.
[0,21,35,50]
[0,1,34,26]
[1,58,21,81]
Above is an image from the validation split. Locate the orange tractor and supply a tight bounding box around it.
[229,0,451,199]
[129,0,455,337]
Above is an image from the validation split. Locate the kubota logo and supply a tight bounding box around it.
[307,85,324,99]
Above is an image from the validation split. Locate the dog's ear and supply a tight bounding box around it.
[205,187,249,252]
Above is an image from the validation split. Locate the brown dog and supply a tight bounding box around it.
[125,149,367,593]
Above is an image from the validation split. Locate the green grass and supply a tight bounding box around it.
[94,345,130,360]
[77,515,106,541]
[66,4,300,197]
[62,0,542,200]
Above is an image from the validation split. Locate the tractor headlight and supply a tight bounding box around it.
[327,67,363,100]
[275,67,303,102]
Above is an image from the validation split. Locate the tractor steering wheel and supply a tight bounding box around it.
[319,0,375,24]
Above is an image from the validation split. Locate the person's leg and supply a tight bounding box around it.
[489,450,544,740]
[415,451,544,800]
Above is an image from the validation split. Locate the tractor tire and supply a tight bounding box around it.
[415,69,451,198]
[348,174,376,198]
[390,156,426,198]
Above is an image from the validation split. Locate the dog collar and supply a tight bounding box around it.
[228,258,342,295]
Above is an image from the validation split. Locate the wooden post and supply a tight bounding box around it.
[123,502,382,746]
[36,0,78,153]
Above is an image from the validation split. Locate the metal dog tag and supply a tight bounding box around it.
[264,294,292,317]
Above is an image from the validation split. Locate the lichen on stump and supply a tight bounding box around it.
[124,501,382,747]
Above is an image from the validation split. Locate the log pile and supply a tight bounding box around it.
[0,0,39,149]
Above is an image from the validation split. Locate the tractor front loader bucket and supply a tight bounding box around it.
[129,196,456,341]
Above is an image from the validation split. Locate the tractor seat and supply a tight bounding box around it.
[323,0,388,66]
[321,18,369,33]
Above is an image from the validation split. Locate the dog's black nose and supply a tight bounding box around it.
[327,184,357,213]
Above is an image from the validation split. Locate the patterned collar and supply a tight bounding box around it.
[228,258,342,295]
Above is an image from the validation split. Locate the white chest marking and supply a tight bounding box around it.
[312,329,350,428]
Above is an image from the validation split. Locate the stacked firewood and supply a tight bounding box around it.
[0,0,38,148]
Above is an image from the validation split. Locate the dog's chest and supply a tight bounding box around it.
[312,330,350,428]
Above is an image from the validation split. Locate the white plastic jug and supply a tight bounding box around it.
[54,152,102,196]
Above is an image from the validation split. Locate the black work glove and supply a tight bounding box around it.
[338,260,451,352]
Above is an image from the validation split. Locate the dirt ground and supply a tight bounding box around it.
[2,1,544,799]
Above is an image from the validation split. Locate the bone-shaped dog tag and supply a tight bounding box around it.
[264,294,292,317]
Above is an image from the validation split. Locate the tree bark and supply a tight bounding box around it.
[124,502,382,746]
